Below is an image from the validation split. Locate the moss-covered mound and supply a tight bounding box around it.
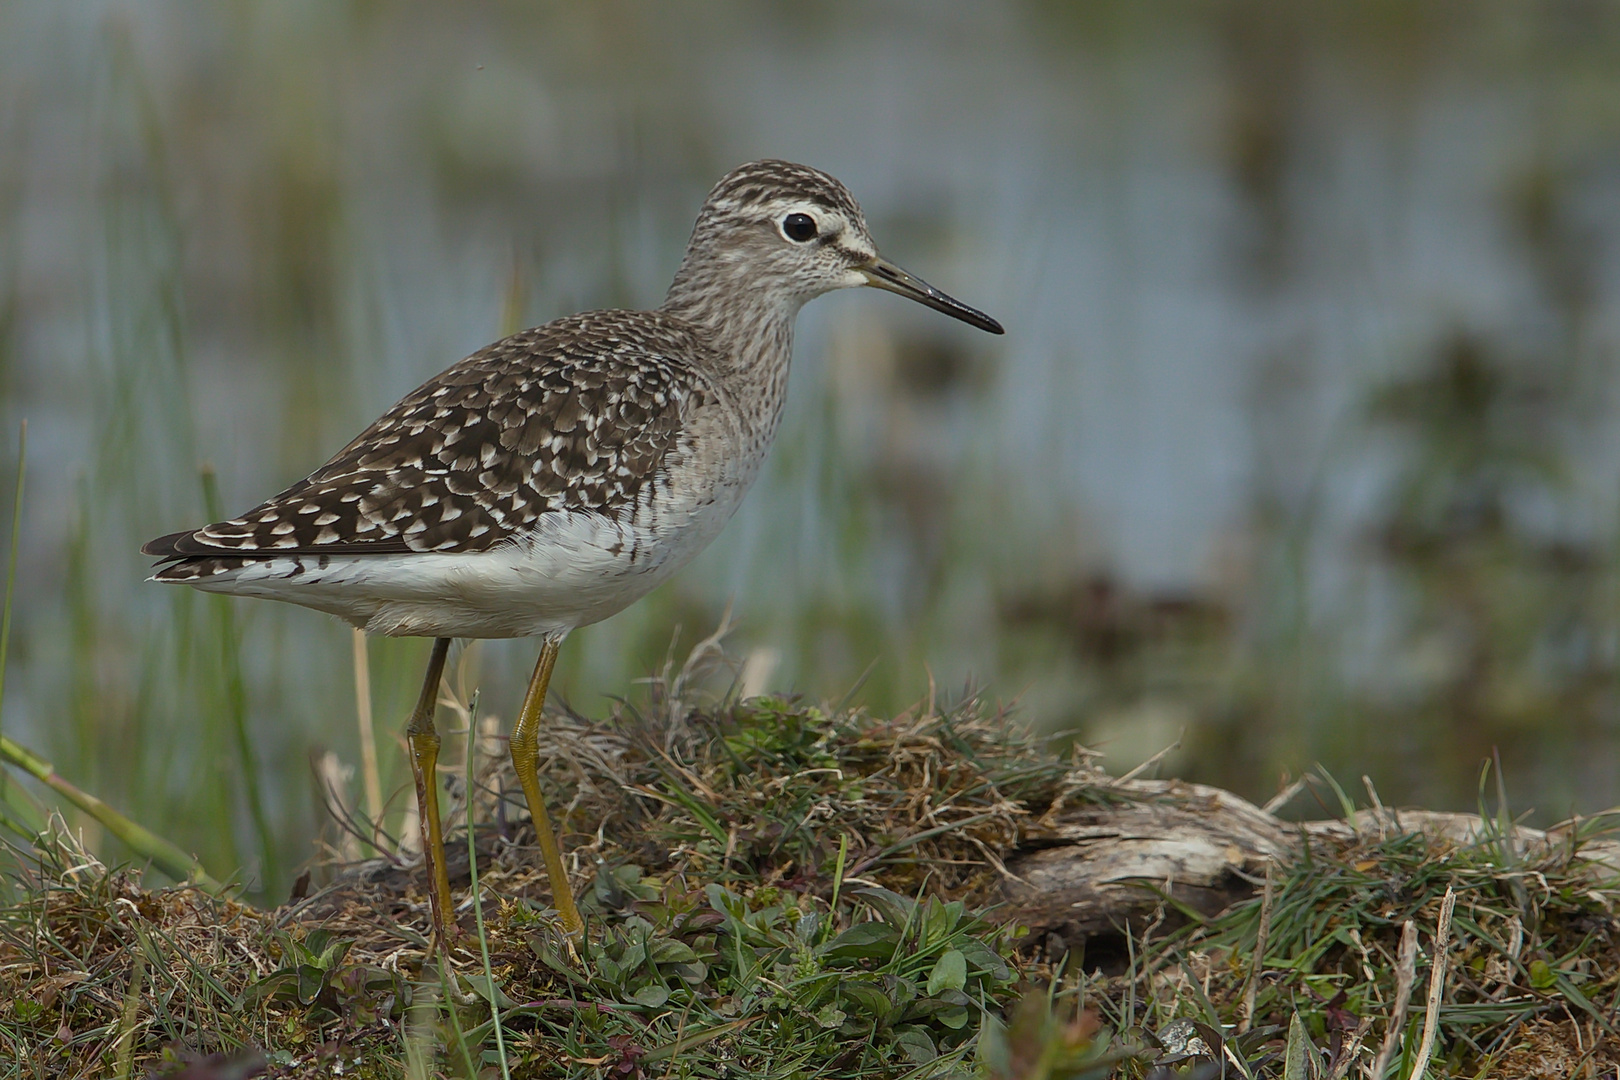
[1,688,1616,1078]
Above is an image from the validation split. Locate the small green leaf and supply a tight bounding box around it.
[705,883,743,917]
[920,898,952,946]
[463,973,517,1009]
[236,970,298,1008]
[296,964,326,1005]
[819,921,900,961]
[927,949,968,995]
[893,1027,937,1063]
[958,939,1013,982]
[596,955,623,984]
[1529,959,1556,990]
[814,1002,847,1029]
[1283,1011,1312,1080]
[937,1004,970,1030]
[669,961,708,983]
[884,973,919,1009]
[841,981,894,1021]
[303,929,332,959]
[314,937,351,971]
[632,984,671,1008]
[853,887,916,929]
[648,938,699,965]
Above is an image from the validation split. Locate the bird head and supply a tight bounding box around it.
[666,160,1003,334]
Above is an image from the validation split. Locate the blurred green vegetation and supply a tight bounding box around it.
[1,1,1619,903]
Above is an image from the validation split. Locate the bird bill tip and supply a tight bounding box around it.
[860,258,1004,335]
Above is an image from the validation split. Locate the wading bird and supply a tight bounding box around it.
[145,160,1003,942]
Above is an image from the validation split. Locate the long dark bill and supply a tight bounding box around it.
[861,257,1005,335]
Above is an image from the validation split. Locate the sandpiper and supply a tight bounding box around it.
[144,160,1003,941]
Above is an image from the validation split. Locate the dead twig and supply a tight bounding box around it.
[1237,860,1275,1034]
[1371,919,1421,1080]
[1406,886,1457,1080]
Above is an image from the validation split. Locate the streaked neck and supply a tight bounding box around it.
[662,253,802,383]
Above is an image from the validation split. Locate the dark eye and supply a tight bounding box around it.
[782,213,817,242]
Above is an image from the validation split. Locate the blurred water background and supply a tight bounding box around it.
[3,1,1620,899]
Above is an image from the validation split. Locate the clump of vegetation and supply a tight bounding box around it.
[1,684,1617,1078]
[0,688,1079,1078]
[1077,812,1620,1079]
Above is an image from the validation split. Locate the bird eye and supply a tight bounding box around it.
[782,213,818,242]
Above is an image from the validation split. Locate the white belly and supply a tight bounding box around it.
[180,484,747,638]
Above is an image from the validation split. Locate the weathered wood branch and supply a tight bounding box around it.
[998,778,1620,947]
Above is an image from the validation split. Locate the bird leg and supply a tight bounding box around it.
[405,637,455,946]
[510,637,584,935]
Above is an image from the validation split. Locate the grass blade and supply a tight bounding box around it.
[0,422,24,816]
[640,1015,759,1064]
[0,732,223,891]
[200,465,278,895]
[464,690,512,1080]
[114,949,146,1080]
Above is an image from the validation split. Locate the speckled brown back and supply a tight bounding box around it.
[144,310,715,568]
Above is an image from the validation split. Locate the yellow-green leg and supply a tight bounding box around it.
[510,637,583,935]
[406,637,455,945]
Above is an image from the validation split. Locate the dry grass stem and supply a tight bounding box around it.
[1371,919,1421,1079]
[1406,885,1457,1080]
[1111,734,1183,786]
[1238,859,1275,1034]
[1262,775,1309,815]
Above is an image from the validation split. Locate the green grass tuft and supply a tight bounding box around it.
[1,686,1616,1078]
